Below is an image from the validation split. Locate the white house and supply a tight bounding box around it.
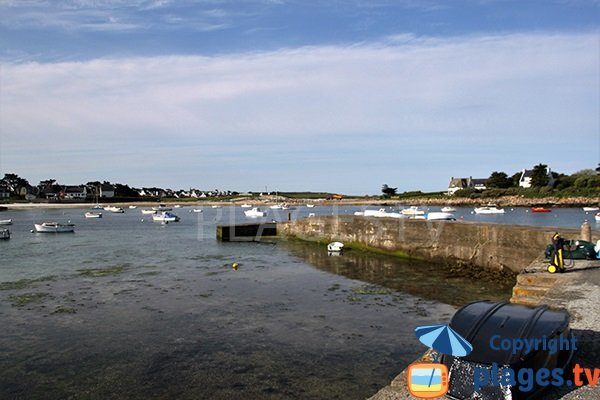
[100,184,115,198]
[63,185,87,200]
[447,176,487,195]
[518,168,555,188]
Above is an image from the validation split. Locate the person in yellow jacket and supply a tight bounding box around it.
[547,233,565,273]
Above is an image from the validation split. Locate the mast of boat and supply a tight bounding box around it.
[94,185,100,207]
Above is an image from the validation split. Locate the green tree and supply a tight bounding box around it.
[114,184,140,198]
[530,164,550,187]
[486,171,512,189]
[553,173,575,190]
[1,173,29,194]
[381,184,397,198]
[38,179,61,192]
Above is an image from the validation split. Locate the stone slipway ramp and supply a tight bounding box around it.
[369,258,600,400]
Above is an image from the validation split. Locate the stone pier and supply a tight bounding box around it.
[277,216,592,273]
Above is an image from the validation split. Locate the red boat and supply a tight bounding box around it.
[531,207,551,213]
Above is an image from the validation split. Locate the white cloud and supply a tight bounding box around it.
[1,31,598,191]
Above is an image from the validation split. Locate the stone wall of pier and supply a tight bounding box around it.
[278,216,596,273]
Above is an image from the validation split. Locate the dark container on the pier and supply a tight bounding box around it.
[443,301,574,400]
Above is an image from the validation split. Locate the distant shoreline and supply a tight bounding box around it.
[1,194,598,210]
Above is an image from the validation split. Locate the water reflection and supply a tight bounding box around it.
[281,240,514,307]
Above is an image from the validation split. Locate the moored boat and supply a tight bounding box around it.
[270,203,292,210]
[128,205,137,209]
[427,212,456,221]
[104,206,124,213]
[327,241,344,252]
[583,206,599,212]
[152,204,172,212]
[0,219,12,225]
[141,209,156,214]
[595,213,600,222]
[244,207,266,217]
[192,209,203,213]
[441,206,457,213]
[0,228,9,240]
[401,206,426,216]
[85,212,102,218]
[361,208,403,219]
[531,207,551,213]
[152,211,180,223]
[474,204,505,214]
[152,211,179,222]
[34,222,75,233]
[241,204,252,208]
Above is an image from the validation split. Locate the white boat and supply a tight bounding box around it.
[211,205,222,208]
[85,212,102,218]
[583,207,599,212]
[104,206,124,213]
[363,208,403,219]
[427,212,456,221]
[306,204,315,208]
[128,205,137,209]
[355,209,402,218]
[91,204,103,210]
[327,241,344,252]
[141,209,156,214]
[152,204,172,211]
[270,203,295,210]
[441,206,457,213]
[34,222,75,233]
[192,209,203,213]
[474,204,505,214]
[240,204,252,208]
[244,207,266,217]
[0,219,12,225]
[174,205,182,208]
[401,206,426,216]
[0,228,9,240]
[595,213,600,222]
[152,211,180,223]
[363,208,388,217]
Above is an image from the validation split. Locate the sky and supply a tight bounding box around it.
[0,0,598,195]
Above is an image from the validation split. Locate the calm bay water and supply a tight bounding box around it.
[0,205,581,399]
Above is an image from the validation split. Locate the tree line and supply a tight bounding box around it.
[457,164,600,198]
[382,163,600,198]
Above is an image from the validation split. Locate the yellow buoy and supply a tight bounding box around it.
[232,262,239,270]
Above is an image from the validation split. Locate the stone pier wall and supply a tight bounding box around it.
[278,216,594,273]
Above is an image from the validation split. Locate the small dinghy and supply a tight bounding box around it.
[34,222,75,233]
[327,241,344,252]
[152,211,180,223]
